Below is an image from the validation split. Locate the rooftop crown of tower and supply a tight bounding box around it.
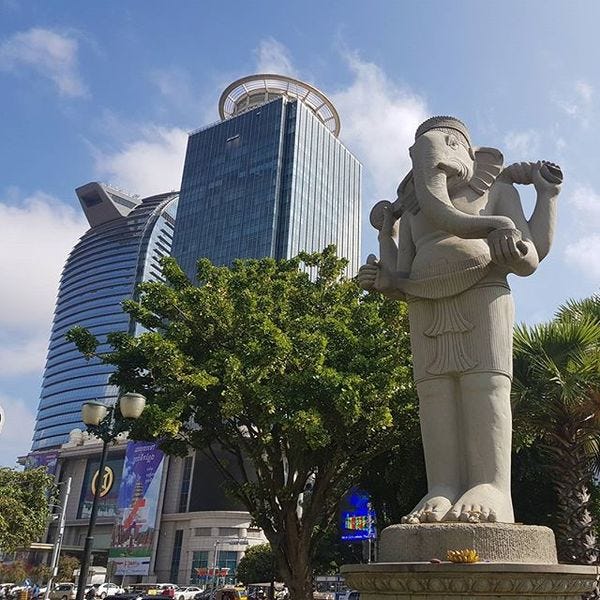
[218,73,341,137]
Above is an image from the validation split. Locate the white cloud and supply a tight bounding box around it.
[0,192,87,330]
[150,67,191,100]
[555,80,594,125]
[331,51,429,200]
[0,335,48,377]
[575,81,593,104]
[254,38,298,77]
[93,125,188,197]
[0,393,36,467]
[0,192,86,377]
[147,67,219,127]
[563,184,600,282]
[0,27,87,97]
[503,129,541,159]
[568,183,600,222]
[564,235,600,281]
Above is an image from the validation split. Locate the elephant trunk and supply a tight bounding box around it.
[410,134,515,239]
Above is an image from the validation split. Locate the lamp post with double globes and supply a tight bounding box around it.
[75,392,146,600]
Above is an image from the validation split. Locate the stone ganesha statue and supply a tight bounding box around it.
[358,116,562,524]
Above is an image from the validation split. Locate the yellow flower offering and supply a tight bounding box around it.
[446,548,480,563]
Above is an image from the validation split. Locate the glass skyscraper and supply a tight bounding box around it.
[172,74,361,277]
[31,183,178,450]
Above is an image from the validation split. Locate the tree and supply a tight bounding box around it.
[358,401,425,528]
[236,544,276,585]
[0,560,27,584]
[57,555,80,582]
[30,564,51,584]
[512,295,600,563]
[68,248,414,600]
[0,467,57,554]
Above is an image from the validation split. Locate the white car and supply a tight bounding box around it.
[89,583,124,599]
[176,588,203,600]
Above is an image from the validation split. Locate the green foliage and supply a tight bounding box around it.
[0,559,65,585]
[0,468,57,554]
[358,401,425,528]
[236,544,275,585]
[512,295,600,563]
[65,326,98,358]
[511,445,557,528]
[68,247,414,593]
[555,294,600,324]
[57,555,80,582]
[309,525,364,575]
[0,560,28,584]
[29,564,51,584]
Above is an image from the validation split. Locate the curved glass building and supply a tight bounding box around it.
[31,183,178,450]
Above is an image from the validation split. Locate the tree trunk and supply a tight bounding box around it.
[275,532,313,600]
[548,432,597,564]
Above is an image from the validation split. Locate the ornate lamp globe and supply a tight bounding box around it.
[81,401,109,426]
[119,392,146,419]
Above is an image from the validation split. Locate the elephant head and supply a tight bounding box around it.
[390,117,516,239]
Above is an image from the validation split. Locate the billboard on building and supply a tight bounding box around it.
[24,450,59,475]
[108,441,165,576]
[78,456,124,519]
[339,487,376,541]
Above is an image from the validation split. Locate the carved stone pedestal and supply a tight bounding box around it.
[341,562,598,599]
[341,524,598,599]
[379,523,558,564]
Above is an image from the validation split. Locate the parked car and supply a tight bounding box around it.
[87,584,124,599]
[7,584,31,599]
[0,584,15,598]
[176,588,202,600]
[49,583,77,600]
[103,594,146,600]
[128,585,179,598]
[86,581,125,600]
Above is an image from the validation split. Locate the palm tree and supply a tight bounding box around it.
[512,296,600,564]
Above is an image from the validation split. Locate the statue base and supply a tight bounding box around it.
[379,523,558,564]
[341,524,598,598]
[340,562,598,599]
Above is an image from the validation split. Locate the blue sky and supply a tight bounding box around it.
[1,0,599,466]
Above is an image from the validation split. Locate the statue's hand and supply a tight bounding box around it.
[532,160,563,196]
[370,201,399,237]
[488,228,529,270]
[358,254,395,293]
[379,203,399,238]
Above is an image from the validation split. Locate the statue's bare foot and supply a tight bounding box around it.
[401,489,457,524]
[444,484,514,523]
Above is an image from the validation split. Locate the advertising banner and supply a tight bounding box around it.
[78,456,124,519]
[339,487,376,541]
[108,441,165,576]
[24,450,59,475]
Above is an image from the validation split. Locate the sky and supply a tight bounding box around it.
[0,0,599,466]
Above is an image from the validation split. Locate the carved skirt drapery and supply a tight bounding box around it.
[408,282,514,384]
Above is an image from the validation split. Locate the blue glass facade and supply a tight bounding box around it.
[31,188,178,450]
[172,97,361,277]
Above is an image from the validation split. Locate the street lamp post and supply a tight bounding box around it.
[74,393,146,600]
[211,540,221,592]
[44,477,72,600]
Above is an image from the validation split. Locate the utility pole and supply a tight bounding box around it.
[44,477,72,600]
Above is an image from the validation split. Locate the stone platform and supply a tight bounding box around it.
[341,523,598,599]
[379,523,558,564]
[341,562,598,599]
